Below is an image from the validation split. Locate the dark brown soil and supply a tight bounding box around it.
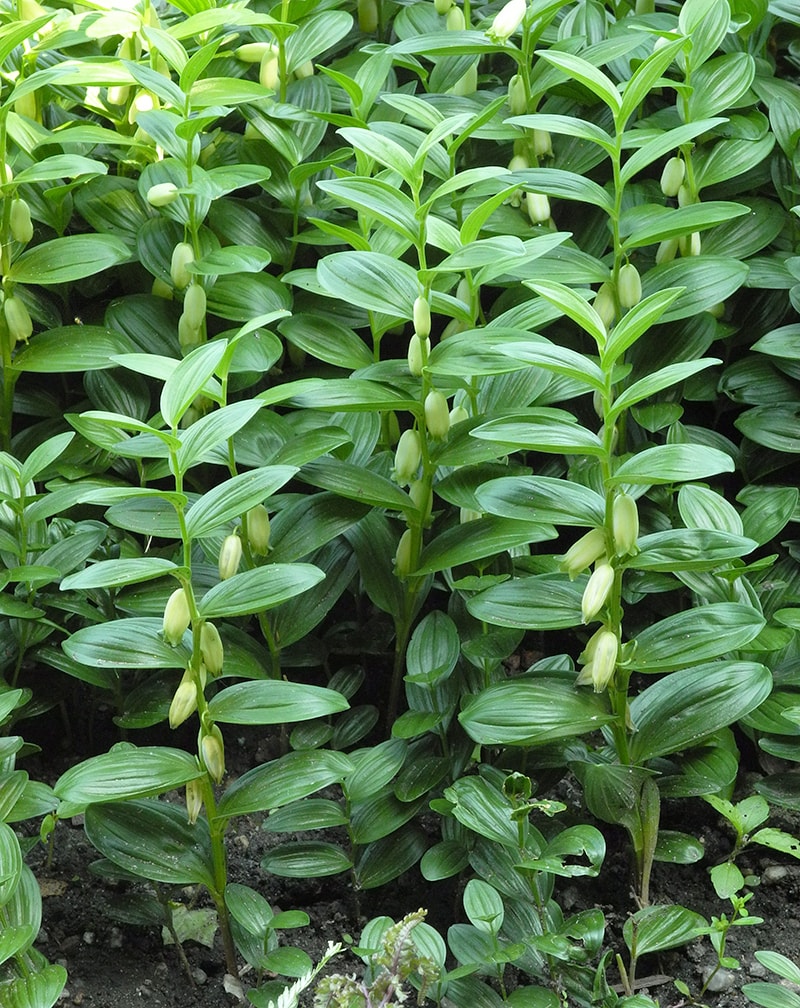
[19,726,800,1008]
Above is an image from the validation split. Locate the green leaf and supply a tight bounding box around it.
[525,279,607,348]
[536,50,621,114]
[459,679,614,746]
[406,611,460,685]
[0,821,21,905]
[625,605,766,673]
[620,202,749,252]
[55,747,201,808]
[207,681,348,725]
[610,444,735,485]
[176,400,266,471]
[353,826,427,888]
[627,529,757,571]
[467,573,586,629]
[639,257,749,321]
[278,314,373,370]
[464,879,505,934]
[160,341,227,429]
[60,558,178,591]
[317,251,419,317]
[298,457,415,514]
[623,905,707,957]
[607,359,720,421]
[85,799,215,888]
[317,177,419,242]
[471,413,604,456]
[217,750,354,820]
[7,234,129,284]
[742,983,800,1008]
[198,563,324,618]
[417,517,555,574]
[0,963,67,1008]
[687,52,755,120]
[628,661,772,761]
[619,119,727,185]
[11,327,136,372]
[512,167,613,212]
[190,245,272,276]
[476,476,605,526]
[753,952,800,986]
[261,841,352,878]
[184,466,296,538]
[64,617,191,669]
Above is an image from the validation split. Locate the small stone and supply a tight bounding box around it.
[702,967,735,992]
[109,927,123,949]
[191,967,208,985]
[762,864,790,884]
[82,931,94,945]
[749,960,768,978]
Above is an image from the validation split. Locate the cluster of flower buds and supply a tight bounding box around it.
[218,533,243,580]
[576,626,619,693]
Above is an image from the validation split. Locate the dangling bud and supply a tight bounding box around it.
[178,313,202,351]
[434,0,454,12]
[246,504,271,555]
[294,60,314,79]
[487,0,527,42]
[3,296,32,344]
[182,283,206,329]
[358,0,379,31]
[424,390,450,440]
[407,333,428,377]
[259,45,280,89]
[200,724,225,783]
[460,507,482,523]
[200,622,224,676]
[525,192,550,224]
[163,588,191,646]
[448,63,477,95]
[508,153,529,173]
[594,282,616,329]
[218,534,242,580]
[589,630,618,693]
[613,493,639,556]
[581,562,615,623]
[409,480,432,522]
[169,669,198,728]
[152,277,173,299]
[393,429,422,484]
[147,182,180,207]
[413,295,431,339]
[679,231,702,257]
[659,156,685,198]
[394,528,414,578]
[185,778,203,824]
[449,404,469,426]
[655,237,679,264]
[170,242,194,289]
[9,198,33,244]
[508,74,527,115]
[235,42,273,62]
[617,263,642,309]
[677,183,692,207]
[532,129,552,158]
[560,527,607,579]
[446,4,466,29]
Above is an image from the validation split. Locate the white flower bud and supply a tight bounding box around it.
[218,534,242,580]
[656,237,679,264]
[182,283,206,329]
[612,493,639,556]
[170,242,194,289]
[589,630,618,692]
[560,527,606,579]
[169,669,197,728]
[413,295,431,338]
[424,390,450,440]
[393,430,422,484]
[487,0,527,42]
[525,192,550,224]
[617,263,642,309]
[163,588,191,646]
[660,156,685,198]
[581,563,615,624]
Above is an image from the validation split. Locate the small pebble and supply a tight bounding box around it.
[82,931,94,945]
[702,967,735,992]
[191,967,208,985]
[749,960,768,978]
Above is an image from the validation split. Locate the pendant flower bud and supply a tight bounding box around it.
[487,0,527,42]
[613,493,639,556]
[9,198,33,244]
[394,528,414,578]
[170,242,194,289]
[235,42,273,62]
[526,192,550,225]
[532,129,553,158]
[581,562,615,623]
[146,182,179,207]
[4,296,32,344]
[169,669,197,728]
[617,263,642,308]
[393,429,422,484]
[246,504,271,555]
[259,46,280,89]
[560,527,607,579]
[434,0,454,12]
[677,183,692,207]
[182,283,206,329]
[659,156,685,198]
[656,237,679,265]
[178,314,202,351]
[424,390,450,440]
[413,295,431,339]
[294,61,314,79]
[446,5,466,29]
[358,0,379,31]
[218,533,242,580]
[508,74,527,115]
[200,622,224,676]
[409,480,431,522]
[588,630,618,693]
[679,231,702,257]
[407,333,427,376]
[152,277,173,300]
[449,64,477,95]
[200,725,225,783]
[449,404,469,426]
[185,778,203,824]
[593,282,616,330]
[163,588,191,646]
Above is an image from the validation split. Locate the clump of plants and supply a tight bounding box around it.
[3,0,800,1005]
